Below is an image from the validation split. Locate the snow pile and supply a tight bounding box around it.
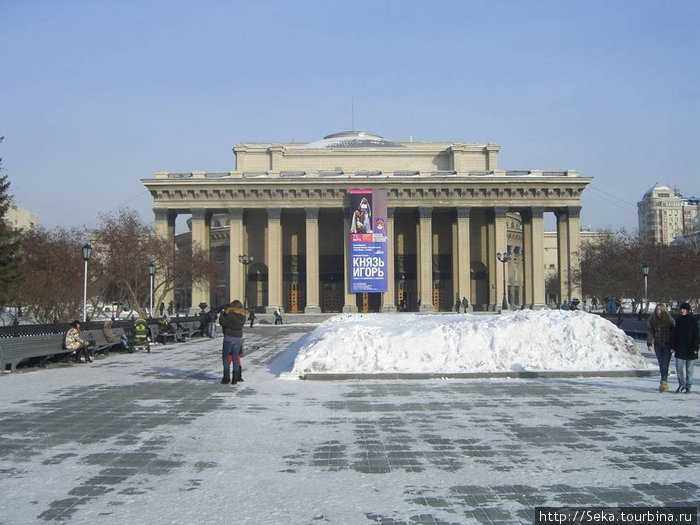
[291,310,652,374]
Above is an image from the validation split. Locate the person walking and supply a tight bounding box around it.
[248,309,256,328]
[219,300,247,385]
[670,302,699,393]
[461,297,468,313]
[647,304,675,392]
[274,307,283,325]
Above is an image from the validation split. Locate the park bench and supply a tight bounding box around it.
[0,333,74,371]
[85,327,129,355]
[179,321,203,339]
[150,323,176,344]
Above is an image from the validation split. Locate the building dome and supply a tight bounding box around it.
[302,131,403,149]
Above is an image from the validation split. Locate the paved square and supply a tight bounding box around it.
[1,324,698,524]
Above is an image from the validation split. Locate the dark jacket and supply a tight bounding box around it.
[219,306,247,338]
[671,313,699,360]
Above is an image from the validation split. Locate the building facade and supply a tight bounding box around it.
[638,183,700,245]
[143,131,591,313]
[4,205,38,231]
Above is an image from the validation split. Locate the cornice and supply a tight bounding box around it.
[145,178,589,208]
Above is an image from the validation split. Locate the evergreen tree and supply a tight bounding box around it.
[0,137,23,306]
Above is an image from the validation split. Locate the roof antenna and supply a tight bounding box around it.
[351,97,355,131]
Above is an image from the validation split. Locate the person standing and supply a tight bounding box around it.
[670,302,699,393]
[461,297,468,313]
[647,304,675,392]
[248,309,256,328]
[274,306,283,325]
[207,307,218,338]
[219,300,247,385]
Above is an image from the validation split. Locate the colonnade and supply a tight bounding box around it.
[154,204,583,314]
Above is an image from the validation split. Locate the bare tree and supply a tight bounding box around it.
[18,226,87,322]
[577,228,700,310]
[90,208,220,317]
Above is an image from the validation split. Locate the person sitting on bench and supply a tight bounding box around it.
[66,320,92,363]
[103,319,129,350]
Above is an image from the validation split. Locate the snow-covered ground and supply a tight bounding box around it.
[291,310,653,375]
[1,320,698,525]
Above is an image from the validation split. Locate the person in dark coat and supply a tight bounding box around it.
[670,302,699,393]
[248,310,256,328]
[219,299,248,385]
[647,303,675,392]
[461,297,468,313]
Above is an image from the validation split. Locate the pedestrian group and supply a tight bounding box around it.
[647,302,699,393]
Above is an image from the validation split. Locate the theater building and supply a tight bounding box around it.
[142,131,590,314]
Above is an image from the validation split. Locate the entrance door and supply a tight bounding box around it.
[322,282,342,312]
[396,280,407,311]
[361,293,369,313]
[470,262,489,311]
[287,281,304,313]
[433,281,447,312]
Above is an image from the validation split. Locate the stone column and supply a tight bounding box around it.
[494,207,508,312]
[566,206,582,302]
[556,209,570,305]
[153,209,176,309]
[190,208,210,309]
[523,207,546,309]
[487,215,497,310]
[456,207,472,311]
[381,207,397,312]
[266,208,283,313]
[418,207,435,312]
[342,208,358,313]
[305,207,321,313]
[228,208,244,304]
[522,210,534,308]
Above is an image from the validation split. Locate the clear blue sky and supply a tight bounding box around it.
[2,0,699,233]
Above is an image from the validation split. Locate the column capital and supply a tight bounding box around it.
[267,208,282,221]
[419,207,433,219]
[227,208,244,220]
[305,207,319,220]
[494,207,508,219]
[566,206,582,219]
[456,207,471,220]
[191,208,207,221]
[153,208,171,222]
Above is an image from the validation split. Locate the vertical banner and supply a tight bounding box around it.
[350,189,388,293]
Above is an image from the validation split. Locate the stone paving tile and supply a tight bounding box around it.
[0,325,698,524]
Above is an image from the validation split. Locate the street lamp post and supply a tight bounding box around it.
[148,261,156,318]
[496,251,511,311]
[238,254,254,309]
[82,243,92,322]
[642,263,649,313]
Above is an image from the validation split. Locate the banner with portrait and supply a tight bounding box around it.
[349,189,388,293]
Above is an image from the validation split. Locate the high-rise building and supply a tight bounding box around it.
[638,183,700,244]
